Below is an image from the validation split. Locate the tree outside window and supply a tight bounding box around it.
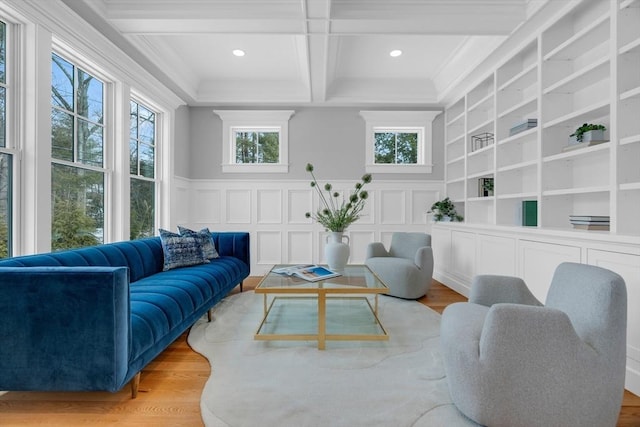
[0,21,12,258]
[51,53,105,250]
[374,131,418,164]
[234,130,279,164]
[130,100,156,240]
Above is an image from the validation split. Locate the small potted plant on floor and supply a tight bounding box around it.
[428,197,463,222]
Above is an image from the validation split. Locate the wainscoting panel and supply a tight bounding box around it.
[179,178,444,275]
[257,189,282,224]
[476,234,517,276]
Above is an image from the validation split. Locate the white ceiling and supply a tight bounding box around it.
[64,0,534,106]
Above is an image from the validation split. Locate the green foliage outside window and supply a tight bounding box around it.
[374,131,418,164]
[130,101,156,240]
[235,131,279,164]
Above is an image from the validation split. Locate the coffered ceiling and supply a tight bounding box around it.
[63,0,535,106]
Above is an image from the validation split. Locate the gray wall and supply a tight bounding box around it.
[184,106,445,181]
[173,105,191,177]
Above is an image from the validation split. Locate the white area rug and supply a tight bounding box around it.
[188,292,478,427]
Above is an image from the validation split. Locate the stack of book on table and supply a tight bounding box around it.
[569,215,610,230]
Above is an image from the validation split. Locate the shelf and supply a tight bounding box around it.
[467,92,493,112]
[446,134,464,146]
[468,118,494,135]
[620,182,640,191]
[542,100,609,128]
[446,176,465,184]
[543,56,609,95]
[542,185,610,196]
[468,170,494,180]
[619,36,640,55]
[446,111,465,127]
[620,134,640,145]
[447,155,465,165]
[542,141,610,163]
[497,159,537,173]
[620,86,640,100]
[620,0,640,9]
[467,196,495,202]
[498,62,537,92]
[497,192,538,200]
[497,96,537,119]
[543,13,610,61]
[468,143,493,157]
[498,127,538,145]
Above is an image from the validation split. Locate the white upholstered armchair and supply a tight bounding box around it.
[440,262,627,427]
[365,232,433,299]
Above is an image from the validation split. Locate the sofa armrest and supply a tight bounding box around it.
[0,266,130,392]
[211,232,250,266]
[366,242,389,259]
[469,274,542,307]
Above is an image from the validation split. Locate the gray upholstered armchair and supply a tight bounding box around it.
[365,232,433,299]
[441,262,627,427]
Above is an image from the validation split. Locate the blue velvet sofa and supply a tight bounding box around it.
[0,232,250,397]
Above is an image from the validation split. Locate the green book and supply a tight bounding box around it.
[522,200,537,226]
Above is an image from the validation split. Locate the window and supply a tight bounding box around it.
[130,100,156,240]
[51,53,106,250]
[214,110,294,173]
[0,20,12,258]
[360,111,441,174]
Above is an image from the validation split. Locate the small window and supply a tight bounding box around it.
[214,110,294,173]
[360,111,441,174]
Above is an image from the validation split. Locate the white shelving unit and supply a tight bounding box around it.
[442,0,640,236]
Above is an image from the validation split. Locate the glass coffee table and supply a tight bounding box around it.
[254,264,389,349]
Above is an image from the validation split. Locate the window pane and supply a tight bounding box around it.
[51,54,74,111]
[374,132,395,164]
[51,109,74,161]
[139,143,154,178]
[138,105,155,144]
[0,86,5,148]
[130,139,138,174]
[51,163,104,250]
[77,69,103,124]
[130,101,138,139]
[258,132,279,163]
[0,21,5,84]
[396,132,418,164]
[130,178,155,240]
[77,118,103,167]
[235,131,257,163]
[0,153,11,258]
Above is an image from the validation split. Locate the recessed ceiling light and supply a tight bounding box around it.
[389,49,402,57]
[232,49,245,57]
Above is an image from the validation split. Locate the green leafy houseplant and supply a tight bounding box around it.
[304,163,372,232]
[570,123,606,142]
[429,197,463,222]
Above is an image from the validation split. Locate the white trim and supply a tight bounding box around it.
[360,110,441,174]
[214,110,294,174]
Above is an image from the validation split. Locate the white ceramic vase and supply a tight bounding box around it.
[325,232,350,271]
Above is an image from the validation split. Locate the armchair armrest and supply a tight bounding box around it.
[366,242,389,259]
[469,274,542,307]
[414,246,434,274]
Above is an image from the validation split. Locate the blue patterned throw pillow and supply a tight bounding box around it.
[159,228,209,271]
[177,226,220,259]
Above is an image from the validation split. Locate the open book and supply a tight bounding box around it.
[272,264,341,282]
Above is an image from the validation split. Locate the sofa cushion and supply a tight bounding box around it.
[178,226,219,259]
[159,229,208,271]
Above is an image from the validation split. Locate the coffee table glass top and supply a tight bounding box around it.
[255,264,388,292]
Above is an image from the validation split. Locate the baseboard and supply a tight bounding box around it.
[433,270,471,298]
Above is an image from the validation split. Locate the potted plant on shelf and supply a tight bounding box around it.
[428,197,463,222]
[569,123,606,144]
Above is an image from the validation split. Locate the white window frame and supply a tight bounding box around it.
[214,110,294,173]
[360,110,441,174]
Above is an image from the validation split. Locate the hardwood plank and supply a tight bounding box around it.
[0,277,637,426]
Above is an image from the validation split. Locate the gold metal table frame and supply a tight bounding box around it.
[254,265,390,350]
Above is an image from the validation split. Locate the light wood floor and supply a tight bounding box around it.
[1,277,638,426]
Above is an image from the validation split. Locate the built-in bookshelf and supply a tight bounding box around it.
[442,0,640,236]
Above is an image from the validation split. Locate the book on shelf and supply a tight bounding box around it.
[509,119,537,136]
[570,220,610,225]
[522,200,537,226]
[272,264,341,282]
[569,215,610,222]
[572,224,610,231]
